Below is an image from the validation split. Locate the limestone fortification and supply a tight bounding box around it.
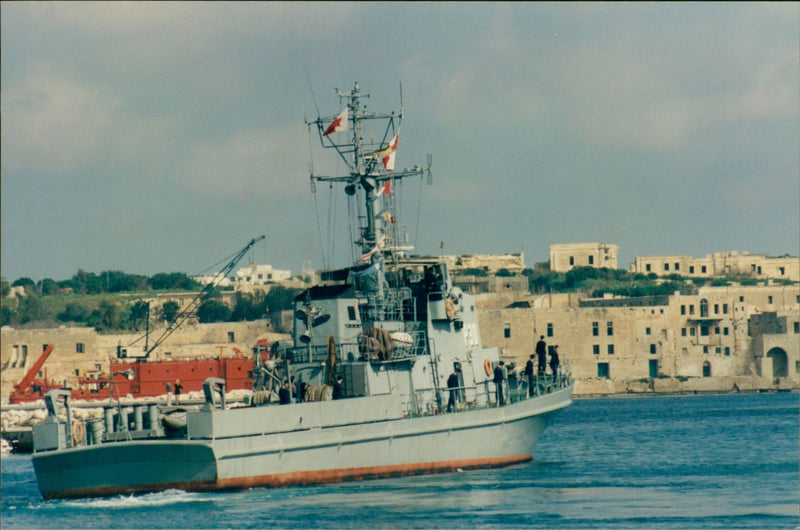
[477,283,799,395]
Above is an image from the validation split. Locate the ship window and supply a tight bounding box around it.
[76,343,85,354]
[347,306,357,320]
[597,363,610,378]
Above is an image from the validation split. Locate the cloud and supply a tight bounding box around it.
[175,125,309,199]
[1,64,177,175]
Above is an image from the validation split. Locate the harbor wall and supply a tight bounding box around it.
[477,283,800,395]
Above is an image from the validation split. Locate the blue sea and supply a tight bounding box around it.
[2,392,798,529]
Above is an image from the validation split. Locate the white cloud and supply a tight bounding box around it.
[1,64,176,175]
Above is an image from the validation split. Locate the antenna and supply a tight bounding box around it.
[427,154,433,185]
[304,66,321,118]
[399,82,404,120]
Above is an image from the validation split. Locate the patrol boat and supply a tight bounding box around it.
[31,82,573,499]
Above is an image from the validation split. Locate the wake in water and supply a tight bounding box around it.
[48,489,213,510]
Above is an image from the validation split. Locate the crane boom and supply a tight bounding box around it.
[13,344,55,393]
[142,236,266,359]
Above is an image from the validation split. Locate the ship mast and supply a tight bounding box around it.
[308,82,431,270]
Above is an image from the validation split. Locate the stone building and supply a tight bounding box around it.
[549,243,619,273]
[477,283,799,395]
[1,320,286,401]
[630,251,800,282]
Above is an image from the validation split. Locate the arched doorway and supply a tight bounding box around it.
[766,348,788,377]
[702,361,711,377]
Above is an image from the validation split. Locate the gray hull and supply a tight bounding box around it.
[33,385,572,499]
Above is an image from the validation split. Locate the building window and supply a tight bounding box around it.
[593,345,600,355]
[504,323,511,339]
[607,322,613,336]
[646,327,651,335]
[739,296,744,302]
[700,324,710,336]
[724,347,730,356]
[689,266,695,274]
[607,344,615,355]
[592,322,599,336]
[681,328,687,336]
[714,326,720,335]
[547,323,553,337]
[650,344,657,354]
[569,256,574,266]
[664,263,669,271]
[703,346,709,354]
[76,343,85,354]
[714,304,719,314]
[715,347,721,354]
[598,362,610,378]
[794,322,799,333]
[723,327,729,335]
[768,296,773,304]
[723,304,729,314]
[228,332,235,343]
[589,255,594,265]
[681,305,686,315]
[675,263,680,271]
[701,265,707,273]
[646,264,651,272]
[690,328,696,336]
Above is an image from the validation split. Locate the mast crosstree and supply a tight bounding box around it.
[307,82,431,266]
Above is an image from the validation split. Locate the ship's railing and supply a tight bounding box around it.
[286,329,427,365]
[357,287,415,322]
[406,363,573,417]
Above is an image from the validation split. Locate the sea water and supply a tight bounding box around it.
[2,392,798,529]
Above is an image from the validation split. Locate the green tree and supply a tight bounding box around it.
[99,300,122,330]
[160,301,180,324]
[264,286,301,315]
[38,278,59,296]
[230,292,267,321]
[128,300,150,331]
[17,295,49,323]
[57,303,90,323]
[196,299,231,323]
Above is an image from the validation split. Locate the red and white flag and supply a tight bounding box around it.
[370,133,399,171]
[376,180,392,196]
[323,108,348,136]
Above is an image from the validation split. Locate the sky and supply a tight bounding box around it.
[2,2,798,283]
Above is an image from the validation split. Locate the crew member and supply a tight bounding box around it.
[493,361,506,406]
[536,336,547,376]
[447,368,461,412]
